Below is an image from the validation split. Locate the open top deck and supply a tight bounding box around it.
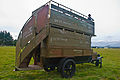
[32,0,95,36]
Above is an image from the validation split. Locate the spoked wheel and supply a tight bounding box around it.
[44,66,55,72]
[61,59,76,78]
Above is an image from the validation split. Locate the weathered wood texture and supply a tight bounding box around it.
[49,27,91,48]
[16,27,49,68]
[16,2,95,69]
[50,9,94,36]
[40,27,93,58]
[16,5,49,68]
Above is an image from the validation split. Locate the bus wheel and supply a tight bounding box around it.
[60,59,76,78]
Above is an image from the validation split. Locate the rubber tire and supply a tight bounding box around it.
[44,66,55,72]
[60,59,76,78]
[57,58,67,72]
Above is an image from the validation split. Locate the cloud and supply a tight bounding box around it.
[0,0,120,40]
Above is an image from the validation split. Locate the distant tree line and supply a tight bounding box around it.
[0,31,17,46]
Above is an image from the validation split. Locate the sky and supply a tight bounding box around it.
[0,0,120,42]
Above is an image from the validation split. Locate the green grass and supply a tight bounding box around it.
[0,47,120,80]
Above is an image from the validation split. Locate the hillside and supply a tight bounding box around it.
[92,41,120,48]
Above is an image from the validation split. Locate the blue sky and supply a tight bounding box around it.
[0,0,120,42]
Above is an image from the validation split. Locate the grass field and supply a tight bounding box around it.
[0,46,120,80]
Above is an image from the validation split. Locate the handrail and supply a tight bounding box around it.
[45,0,94,26]
[49,0,88,19]
[33,0,93,21]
